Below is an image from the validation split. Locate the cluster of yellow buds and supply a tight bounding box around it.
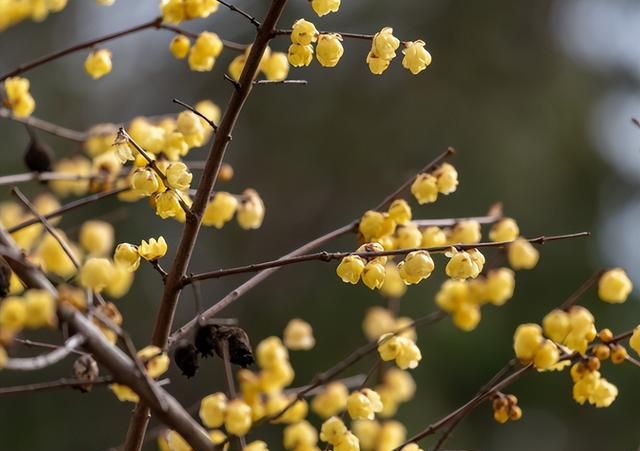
[346,388,383,420]
[435,268,515,331]
[375,367,416,418]
[113,236,167,272]
[513,323,561,370]
[283,420,319,450]
[3,77,36,117]
[110,345,170,402]
[199,392,254,436]
[203,189,265,230]
[411,163,458,204]
[362,307,416,341]
[288,20,344,68]
[444,247,485,280]
[598,268,633,303]
[160,0,219,24]
[571,359,618,408]
[283,318,316,350]
[542,306,597,355]
[352,419,409,451]
[49,156,93,197]
[377,333,422,369]
[228,46,290,81]
[311,381,348,418]
[0,0,67,31]
[84,49,113,79]
[491,393,522,423]
[187,32,224,72]
[320,416,359,451]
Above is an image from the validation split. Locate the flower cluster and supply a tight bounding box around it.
[229,46,290,81]
[491,393,522,424]
[411,163,458,204]
[0,0,67,31]
[287,20,344,69]
[3,77,36,117]
[377,333,422,370]
[84,49,113,79]
[160,0,219,24]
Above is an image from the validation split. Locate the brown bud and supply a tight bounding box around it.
[218,163,234,182]
[586,356,601,372]
[174,340,199,378]
[594,344,610,361]
[598,328,614,343]
[610,344,628,364]
[73,355,99,393]
[24,129,54,173]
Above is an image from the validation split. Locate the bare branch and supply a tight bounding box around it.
[218,0,261,27]
[0,376,113,396]
[173,98,218,130]
[0,107,88,141]
[4,334,86,371]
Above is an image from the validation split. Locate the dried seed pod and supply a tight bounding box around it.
[174,340,199,378]
[194,323,254,368]
[73,354,99,393]
[194,323,217,358]
[24,128,54,173]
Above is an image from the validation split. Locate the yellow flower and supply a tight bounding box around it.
[203,192,238,228]
[312,382,348,418]
[483,267,515,305]
[377,334,421,369]
[79,258,115,292]
[138,236,168,261]
[110,383,139,402]
[288,43,314,67]
[507,238,539,270]
[533,339,560,370]
[161,0,186,24]
[114,243,141,272]
[377,420,406,451]
[169,35,191,59]
[225,399,252,436]
[311,0,340,16]
[395,224,422,249]
[283,420,318,449]
[372,27,400,60]
[629,326,640,357]
[245,441,268,451]
[489,218,520,242]
[237,189,265,230]
[397,250,434,285]
[262,52,289,81]
[366,51,391,75]
[336,255,366,284]
[131,167,161,195]
[402,40,432,75]
[165,162,192,191]
[316,34,344,67]
[24,289,56,328]
[84,49,113,79]
[0,296,26,330]
[319,416,347,445]
[228,54,247,81]
[445,248,483,280]
[447,220,481,244]
[421,226,446,248]
[284,318,315,350]
[358,211,395,241]
[200,392,228,428]
[176,111,204,136]
[37,232,79,278]
[256,336,289,369]
[380,263,407,298]
[185,0,219,19]
[432,163,458,195]
[79,220,114,256]
[195,31,223,57]
[291,19,318,45]
[513,323,543,362]
[387,199,411,225]
[105,265,134,298]
[347,389,383,420]
[542,309,570,343]
[4,77,36,118]
[352,420,380,450]
[155,190,184,219]
[138,345,169,378]
[598,268,632,303]
[591,378,618,407]
[383,368,416,403]
[360,261,384,290]
[410,173,438,204]
[452,303,481,332]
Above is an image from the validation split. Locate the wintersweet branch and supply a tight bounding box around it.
[273,28,409,45]
[4,335,86,371]
[168,149,455,347]
[0,376,114,396]
[0,107,87,141]
[183,232,590,285]
[173,98,218,130]
[218,0,261,27]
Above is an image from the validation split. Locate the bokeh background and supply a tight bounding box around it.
[1,0,639,450]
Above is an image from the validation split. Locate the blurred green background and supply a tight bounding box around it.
[1,0,639,450]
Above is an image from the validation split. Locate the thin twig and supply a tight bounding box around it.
[0,170,115,187]
[218,0,261,27]
[0,108,87,141]
[173,98,218,130]
[149,260,169,283]
[4,335,86,371]
[273,28,410,46]
[254,79,307,85]
[183,232,590,285]
[0,376,113,396]
[13,337,88,356]
[558,269,605,310]
[157,24,247,51]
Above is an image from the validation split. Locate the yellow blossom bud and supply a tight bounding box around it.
[284,420,318,449]
[195,31,223,56]
[256,336,288,369]
[225,399,252,436]
[378,421,406,451]
[155,190,183,219]
[262,52,290,81]
[352,420,380,450]
[366,51,390,75]
[598,268,632,304]
[378,334,422,369]
[84,49,112,79]
[347,388,383,420]
[542,309,570,343]
[484,268,515,305]
[420,226,446,248]
[397,250,434,285]
[395,224,422,250]
[387,199,411,225]
[402,40,432,75]
[228,54,247,81]
[164,162,192,191]
[410,173,438,204]
[0,296,26,330]
[244,441,268,451]
[237,189,265,230]
[513,323,543,362]
[79,220,114,256]
[291,19,318,45]
[311,0,340,16]
[508,238,539,270]
[533,340,559,370]
[452,302,481,332]
[629,326,640,357]
[200,393,228,428]
[137,345,169,378]
[362,307,395,340]
[383,368,416,402]
[284,318,315,350]
[37,232,79,278]
[138,236,168,261]
[169,34,191,59]
[334,432,360,451]
[288,43,314,67]
[312,382,348,418]
[432,163,458,194]
[185,0,219,18]
[359,211,395,241]
[337,255,366,284]
[110,383,139,403]
[372,27,400,60]
[489,218,520,242]
[316,34,344,67]
[79,258,114,292]
[610,345,627,364]
[446,249,483,280]
[188,48,215,71]
[380,263,407,298]
[202,192,238,228]
[448,220,481,244]
[131,167,160,195]
[104,264,134,298]
[319,416,347,445]
[362,261,386,290]
[23,289,56,328]
[114,243,141,272]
